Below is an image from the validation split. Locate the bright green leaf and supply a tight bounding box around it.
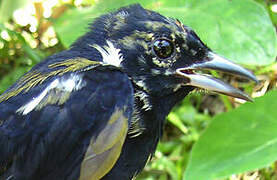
[157,0,277,66]
[168,113,188,134]
[185,90,277,180]
[53,7,100,48]
[54,0,277,66]
[53,0,157,47]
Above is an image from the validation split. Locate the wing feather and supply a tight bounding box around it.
[0,60,133,180]
[79,108,128,180]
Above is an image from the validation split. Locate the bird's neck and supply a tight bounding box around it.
[129,86,193,138]
[110,87,193,179]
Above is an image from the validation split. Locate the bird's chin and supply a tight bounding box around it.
[175,52,258,102]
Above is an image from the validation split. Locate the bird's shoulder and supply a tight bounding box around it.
[0,51,134,123]
[0,53,134,179]
[0,51,100,102]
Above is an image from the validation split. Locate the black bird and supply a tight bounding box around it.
[0,4,257,180]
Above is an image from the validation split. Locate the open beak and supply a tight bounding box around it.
[176,52,258,101]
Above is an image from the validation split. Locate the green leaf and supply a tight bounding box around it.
[53,0,157,47]
[54,0,276,66]
[168,113,188,134]
[53,7,100,48]
[0,66,29,93]
[184,90,277,180]
[157,0,277,66]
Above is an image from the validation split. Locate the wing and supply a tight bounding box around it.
[0,61,133,180]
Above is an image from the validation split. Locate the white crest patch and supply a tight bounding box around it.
[17,74,85,115]
[90,41,124,67]
[116,10,129,18]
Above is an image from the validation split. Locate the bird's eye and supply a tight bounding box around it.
[153,39,174,59]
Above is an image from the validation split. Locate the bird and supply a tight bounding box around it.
[0,4,258,180]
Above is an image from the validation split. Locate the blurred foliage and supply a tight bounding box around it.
[0,0,277,180]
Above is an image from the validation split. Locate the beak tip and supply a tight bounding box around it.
[248,73,259,84]
[246,96,254,102]
[235,90,254,102]
[238,92,254,102]
[254,78,259,84]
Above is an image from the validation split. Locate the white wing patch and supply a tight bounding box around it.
[90,40,124,67]
[17,79,59,115]
[17,74,85,115]
[58,74,85,92]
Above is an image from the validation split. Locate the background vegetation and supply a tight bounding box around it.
[0,0,277,179]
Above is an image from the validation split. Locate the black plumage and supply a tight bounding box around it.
[0,4,257,180]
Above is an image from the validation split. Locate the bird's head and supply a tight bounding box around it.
[73,4,257,101]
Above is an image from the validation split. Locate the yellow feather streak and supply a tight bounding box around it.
[0,58,101,103]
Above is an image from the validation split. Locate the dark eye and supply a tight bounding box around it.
[153,39,174,59]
